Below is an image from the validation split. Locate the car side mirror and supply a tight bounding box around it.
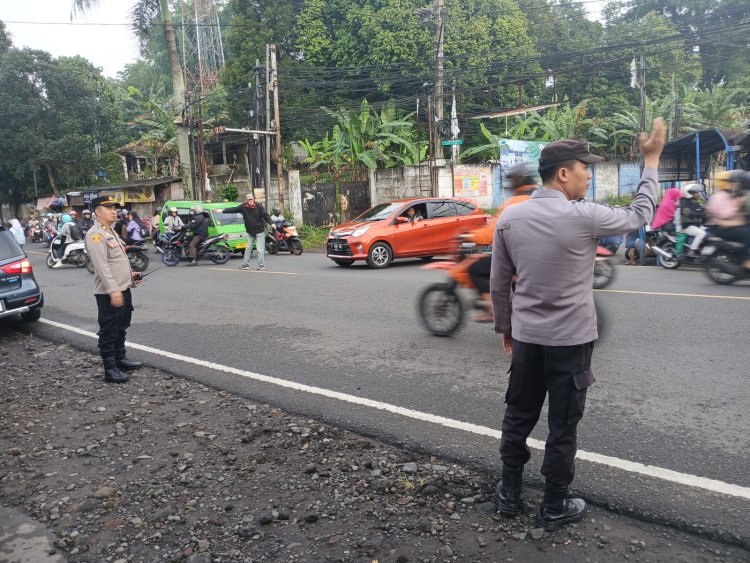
[395,216,409,224]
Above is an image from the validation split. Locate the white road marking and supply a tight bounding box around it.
[26,251,48,256]
[39,317,750,501]
[596,289,750,301]
[208,267,298,275]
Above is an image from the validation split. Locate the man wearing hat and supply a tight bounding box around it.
[215,193,273,271]
[489,119,666,530]
[85,194,143,383]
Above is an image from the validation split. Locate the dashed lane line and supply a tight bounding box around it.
[597,288,750,301]
[39,317,750,501]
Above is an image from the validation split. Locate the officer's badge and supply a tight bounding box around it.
[91,234,102,243]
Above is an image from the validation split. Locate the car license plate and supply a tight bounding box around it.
[332,243,343,251]
[236,242,247,249]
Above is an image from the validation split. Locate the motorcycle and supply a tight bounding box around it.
[702,235,749,285]
[27,225,43,243]
[418,236,614,337]
[46,235,90,269]
[85,240,150,274]
[161,229,231,267]
[645,227,713,269]
[266,221,303,255]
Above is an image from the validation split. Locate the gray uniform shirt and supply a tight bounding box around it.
[84,220,134,295]
[490,167,659,346]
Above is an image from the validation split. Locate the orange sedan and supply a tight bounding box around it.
[326,198,488,268]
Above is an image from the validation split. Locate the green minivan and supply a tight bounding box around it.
[161,200,250,253]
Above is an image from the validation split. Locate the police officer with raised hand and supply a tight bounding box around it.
[85,195,144,383]
[490,118,666,530]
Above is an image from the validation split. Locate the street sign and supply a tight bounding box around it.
[441,139,463,146]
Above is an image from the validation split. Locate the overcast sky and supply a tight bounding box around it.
[1,0,139,78]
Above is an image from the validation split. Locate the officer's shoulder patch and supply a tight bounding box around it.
[91,234,102,243]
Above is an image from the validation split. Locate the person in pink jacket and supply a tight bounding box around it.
[652,187,681,230]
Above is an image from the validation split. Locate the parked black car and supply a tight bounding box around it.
[0,226,44,322]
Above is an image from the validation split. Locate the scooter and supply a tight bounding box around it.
[161,228,231,267]
[702,235,749,285]
[46,235,90,269]
[266,221,303,255]
[418,235,614,337]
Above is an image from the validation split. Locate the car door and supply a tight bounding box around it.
[425,200,459,254]
[392,203,431,256]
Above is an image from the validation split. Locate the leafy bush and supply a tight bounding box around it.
[297,224,329,249]
[219,183,238,202]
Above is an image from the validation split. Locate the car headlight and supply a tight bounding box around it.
[351,225,371,238]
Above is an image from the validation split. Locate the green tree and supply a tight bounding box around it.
[72,0,193,195]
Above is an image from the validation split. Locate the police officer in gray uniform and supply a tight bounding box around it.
[490,119,666,530]
[85,195,143,383]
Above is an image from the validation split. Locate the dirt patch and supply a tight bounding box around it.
[1,330,746,562]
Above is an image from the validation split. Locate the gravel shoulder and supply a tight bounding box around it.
[1,329,747,563]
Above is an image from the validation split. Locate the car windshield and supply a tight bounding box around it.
[353,203,402,222]
[212,212,244,226]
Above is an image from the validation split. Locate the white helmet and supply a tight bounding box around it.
[681,183,701,198]
[169,206,178,213]
[192,205,204,214]
[46,212,54,219]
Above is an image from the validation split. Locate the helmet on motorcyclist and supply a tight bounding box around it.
[681,183,702,198]
[169,206,178,213]
[192,205,204,214]
[506,162,538,190]
[46,212,54,219]
[61,214,73,223]
[272,208,281,215]
[82,209,91,216]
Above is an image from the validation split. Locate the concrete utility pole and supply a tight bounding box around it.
[265,45,272,207]
[254,59,263,194]
[434,0,445,159]
[270,44,285,212]
[639,54,647,135]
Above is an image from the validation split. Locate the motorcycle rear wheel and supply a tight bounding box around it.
[418,283,464,337]
[704,251,739,285]
[45,254,55,269]
[70,250,87,268]
[593,260,615,289]
[162,248,180,267]
[86,256,95,274]
[129,250,149,272]
[290,239,303,255]
[657,240,681,269]
[211,245,230,264]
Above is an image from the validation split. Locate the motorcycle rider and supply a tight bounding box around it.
[163,206,184,233]
[679,183,706,257]
[43,212,58,244]
[705,170,750,270]
[271,207,287,235]
[114,209,129,240]
[184,205,210,266]
[52,213,83,268]
[467,162,538,321]
[80,209,95,235]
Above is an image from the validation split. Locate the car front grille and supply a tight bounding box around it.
[327,240,353,256]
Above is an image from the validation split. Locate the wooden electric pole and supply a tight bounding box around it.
[270,44,285,212]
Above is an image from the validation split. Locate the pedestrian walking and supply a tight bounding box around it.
[489,118,666,531]
[84,194,143,384]
[216,193,273,271]
[8,219,25,248]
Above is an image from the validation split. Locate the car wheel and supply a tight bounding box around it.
[21,309,41,322]
[366,242,392,269]
[333,259,354,267]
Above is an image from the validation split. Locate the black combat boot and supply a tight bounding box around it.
[115,349,142,371]
[534,482,586,531]
[495,464,525,516]
[103,357,129,383]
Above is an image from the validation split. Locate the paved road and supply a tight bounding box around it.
[14,244,750,548]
